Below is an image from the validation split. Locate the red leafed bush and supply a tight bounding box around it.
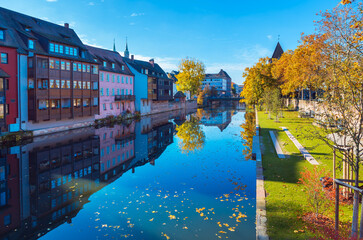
[299,167,331,218]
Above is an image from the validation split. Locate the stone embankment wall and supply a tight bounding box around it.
[149,100,197,115]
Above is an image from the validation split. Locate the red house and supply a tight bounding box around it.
[0,45,18,133]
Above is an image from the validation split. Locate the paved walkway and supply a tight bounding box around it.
[281,127,319,165]
[269,131,285,159]
[255,110,269,240]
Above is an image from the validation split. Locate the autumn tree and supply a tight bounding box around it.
[241,57,278,108]
[306,5,363,238]
[176,58,206,97]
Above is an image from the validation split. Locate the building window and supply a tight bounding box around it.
[130,77,133,85]
[92,65,98,74]
[93,97,98,106]
[122,76,124,83]
[101,73,104,81]
[70,47,73,56]
[83,99,90,107]
[55,60,60,69]
[0,53,8,64]
[103,104,106,110]
[130,89,132,95]
[83,64,86,72]
[112,88,114,96]
[49,43,54,52]
[4,214,11,226]
[112,75,115,82]
[112,63,115,69]
[122,65,124,71]
[110,103,113,110]
[126,89,128,95]
[0,104,4,119]
[77,63,81,72]
[59,45,63,54]
[73,63,77,71]
[51,100,60,109]
[87,65,90,73]
[100,88,103,96]
[93,82,98,90]
[66,62,71,71]
[28,39,34,49]
[65,46,69,55]
[38,100,49,109]
[61,61,65,70]
[55,44,59,53]
[107,74,109,82]
[106,88,109,96]
[73,99,81,107]
[74,48,77,56]
[103,61,106,67]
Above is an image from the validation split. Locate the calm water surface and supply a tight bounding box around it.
[0,106,256,240]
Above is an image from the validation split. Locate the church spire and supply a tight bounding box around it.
[113,38,116,52]
[124,37,130,58]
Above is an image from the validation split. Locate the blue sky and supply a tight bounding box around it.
[1,0,339,84]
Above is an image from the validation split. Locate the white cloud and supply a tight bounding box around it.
[129,22,136,26]
[267,35,273,40]
[46,0,57,2]
[88,2,95,6]
[79,34,105,49]
[131,13,145,17]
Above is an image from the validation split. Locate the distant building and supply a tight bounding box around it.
[123,51,173,115]
[202,69,232,96]
[86,45,135,118]
[237,84,243,95]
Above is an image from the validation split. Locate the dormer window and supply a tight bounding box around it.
[25,27,30,32]
[28,39,35,49]
[112,63,115,69]
[145,69,149,74]
[122,65,125,71]
[0,30,4,40]
[103,61,107,67]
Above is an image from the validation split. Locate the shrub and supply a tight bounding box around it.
[298,167,331,218]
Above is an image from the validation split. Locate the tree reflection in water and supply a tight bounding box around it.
[240,110,256,160]
[176,115,205,154]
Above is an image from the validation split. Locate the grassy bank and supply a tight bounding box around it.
[258,110,353,239]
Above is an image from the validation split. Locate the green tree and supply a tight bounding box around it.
[176,58,206,96]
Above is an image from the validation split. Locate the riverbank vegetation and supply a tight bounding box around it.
[241,1,363,237]
[258,110,354,239]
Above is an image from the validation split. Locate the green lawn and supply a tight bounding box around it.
[258,110,353,239]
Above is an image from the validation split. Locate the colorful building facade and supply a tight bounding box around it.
[0,7,100,132]
[86,45,135,119]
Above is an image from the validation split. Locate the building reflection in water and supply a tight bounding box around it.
[199,109,232,132]
[0,109,183,240]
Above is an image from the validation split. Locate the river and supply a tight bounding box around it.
[0,105,256,240]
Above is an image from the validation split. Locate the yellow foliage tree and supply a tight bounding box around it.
[176,58,206,96]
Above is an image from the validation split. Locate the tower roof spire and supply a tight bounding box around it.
[124,37,130,58]
[113,38,116,52]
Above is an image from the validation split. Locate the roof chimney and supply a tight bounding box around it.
[64,23,69,29]
[131,55,134,61]
[149,58,154,67]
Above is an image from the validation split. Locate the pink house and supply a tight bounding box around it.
[86,45,135,119]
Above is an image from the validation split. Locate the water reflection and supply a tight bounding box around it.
[0,106,255,240]
[175,115,205,154]
[240,110,256,161]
